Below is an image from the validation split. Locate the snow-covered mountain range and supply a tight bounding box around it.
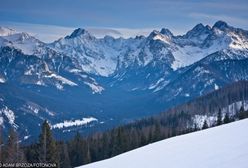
[0,21,248,141]
[50,21,248,77]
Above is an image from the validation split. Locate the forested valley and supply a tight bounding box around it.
[1,81,248,167]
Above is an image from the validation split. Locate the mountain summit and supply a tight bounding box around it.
[65,28,92,39]
[160,28,173,37]
[212,20,229,30]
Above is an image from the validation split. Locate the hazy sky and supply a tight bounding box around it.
[1,0,248,42]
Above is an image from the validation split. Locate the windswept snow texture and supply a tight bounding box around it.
[80,119,248,168]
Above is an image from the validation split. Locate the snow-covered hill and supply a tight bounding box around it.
[80,119,248,168]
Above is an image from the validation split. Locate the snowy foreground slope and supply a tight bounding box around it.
[80,119,248,168]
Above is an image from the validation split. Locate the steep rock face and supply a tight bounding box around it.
[0,46,103,93]
[156,58,248,106]
[0,32,49,56]
[50,29,119,77]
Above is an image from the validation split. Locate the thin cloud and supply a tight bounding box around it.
[0,21,75,42]
[189,13,248,29]
[0,21,156,42]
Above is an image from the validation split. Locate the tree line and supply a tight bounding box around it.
[0,106,247,167]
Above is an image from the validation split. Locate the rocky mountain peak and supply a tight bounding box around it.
[185,23,211,38]
[65,28,92,39]
[160,28,173,37]
[212,20,229,30]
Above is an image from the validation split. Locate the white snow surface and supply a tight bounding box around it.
[83,82,104,94]
[52,117,98,129]
[45,73,78,86]
[80,119,248,168]
[50,32,119,77]
[0,106,18,128]
[0,77,6,83]
[1,32,47,55]
[171,39,229,70]
[44,73,78,90]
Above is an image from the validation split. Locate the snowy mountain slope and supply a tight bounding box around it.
[0,44,104,93]
[80,119,248,168]
[156,58,248,104]
[1,21,248,78]
[171,21,248,69]
[0,31,49,56]
[52,21,248,76]
[49,28,120,76]
[0,28,105,93]
[1,21,248,140]
[2,21,248,90]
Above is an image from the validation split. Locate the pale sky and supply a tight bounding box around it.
[1,0,248,42]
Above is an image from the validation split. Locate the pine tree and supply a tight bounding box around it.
[223,112,230,124]
[140,132,146,146]
[111,128,121,156]
[25,144,39,163]
[0,126,3,162]
[202,120,208,129]
[101,132,109,158]
[6,128,17,162]
[193,123,198,132]
[68,132,84,167]
[238,106,245,119]
[5,128,26,163]
[217,108,222,126]
[154,122,161,141]
[38,120,58,164]
[85,142,91,164]
[59,142,71,168]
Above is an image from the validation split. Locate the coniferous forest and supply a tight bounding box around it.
[0,81,248,167]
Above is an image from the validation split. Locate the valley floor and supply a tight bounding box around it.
[79,119,248,168]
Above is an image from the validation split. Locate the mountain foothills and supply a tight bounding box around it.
[0,21,248,141]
